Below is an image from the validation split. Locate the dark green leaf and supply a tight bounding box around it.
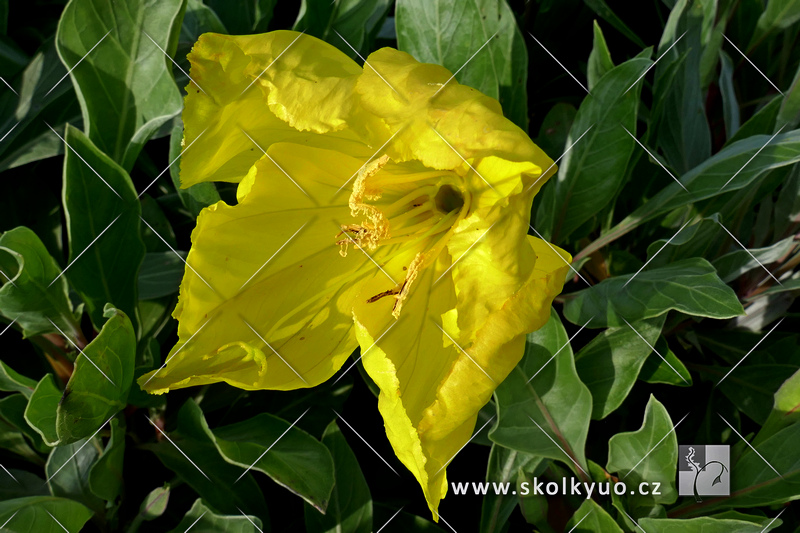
[712,236,795,283]
[46,435,105,514]
[396,0,529,129]
[480,445,541,533]
[56,306,135,444]
[167,499,263,533]
[0,496,93,533]
[718,51,740,139]
[138,251,186,300]
[491,309,592,476]
[751,0,800,45]
[641,511,782,532]
[587,20,614,92]
[639,337,692,386]
[0,360,37,398]
[778,60,800,130]
[715,364,799,424]
[62,125,145,332]
[563,258,744,328]
[0,469,48,500]
[534,102,576,162]
[0,394,48,453]
[726,97,782,146]
[88,417,125,502]
[205,0,275,34]
[56,0,185,169]
[565,499,623,532]
[575,317,666,420]
[582,0,646,48]
[24,374,61,447]
[0,226,78,339]
[304,420,371,533]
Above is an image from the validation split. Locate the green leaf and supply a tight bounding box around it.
[0,496,93,533]
[751,0,800,44]
[56,0,185,170]
[778,60,800,130]
[641,511,782,532]
[0,417,41,464]
[144,400,267,517]
[582,0,646,48]
[754,368,800,446]
[56,306,135,444]
[88,417,125,502]
[0,226,78,339]
[639,338,692,386]
[169,121,220,218]
[0,469,48,500]
[565,499,624,532]
[137,484,170,522]
[607,395,679,511]
[726,96,782,146]
[373,504,445,532]
[46,435,105,514]
[212,411,335,513]
[24,374,61,447]
[714,364,799,424]
[167,499,263,533]
[480,445,541,533]
[298,0,391,60]
[718,51,740,139]
[304,420,371,533]
[575,317,666,420]
[0,360,37,398]
[587,21,614,92]
[62,125,145,332]
[0,394,48,453]
[537,54,652,242]
[491,309,592,476]
[396,0,529,129]
[712,237,795,283]
[138,251,186,300]
[563,258,744,328]
[205,0,275,34]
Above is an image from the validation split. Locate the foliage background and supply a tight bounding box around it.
[0,0,799,531]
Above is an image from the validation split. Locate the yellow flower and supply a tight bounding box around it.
[138,30,570,518]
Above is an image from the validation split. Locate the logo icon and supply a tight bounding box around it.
[678,445,730,501]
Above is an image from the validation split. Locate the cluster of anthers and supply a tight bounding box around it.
[336,155,470,319]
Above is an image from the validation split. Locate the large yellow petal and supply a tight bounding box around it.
[180,31,363,187]
[139,143,381,393]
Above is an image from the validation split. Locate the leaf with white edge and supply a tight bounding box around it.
[24,373,61,447]
[56,0,185,170]
[754,368,800,446]
[0,360,37,398]
[490,309,592,477]
[0,226,78,340]
[712,236,796,283]
[167,499,264,533]
[607,395,678,511]
[0,496,93,533]
[563,258,744,328]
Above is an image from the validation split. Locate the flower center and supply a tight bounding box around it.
[337,155,469,317]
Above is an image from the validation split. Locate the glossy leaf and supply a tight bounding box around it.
[639,338,692,386]
[0,496,93,533]
[0,360,37,398]
[641,511,782,532]
[138,251,186,300]
[56,0,185,170]
[46,435,105,514]
[24,374,61,447]
[167,499,263,533]
[754,368,800,446]
[587,20,614,92]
